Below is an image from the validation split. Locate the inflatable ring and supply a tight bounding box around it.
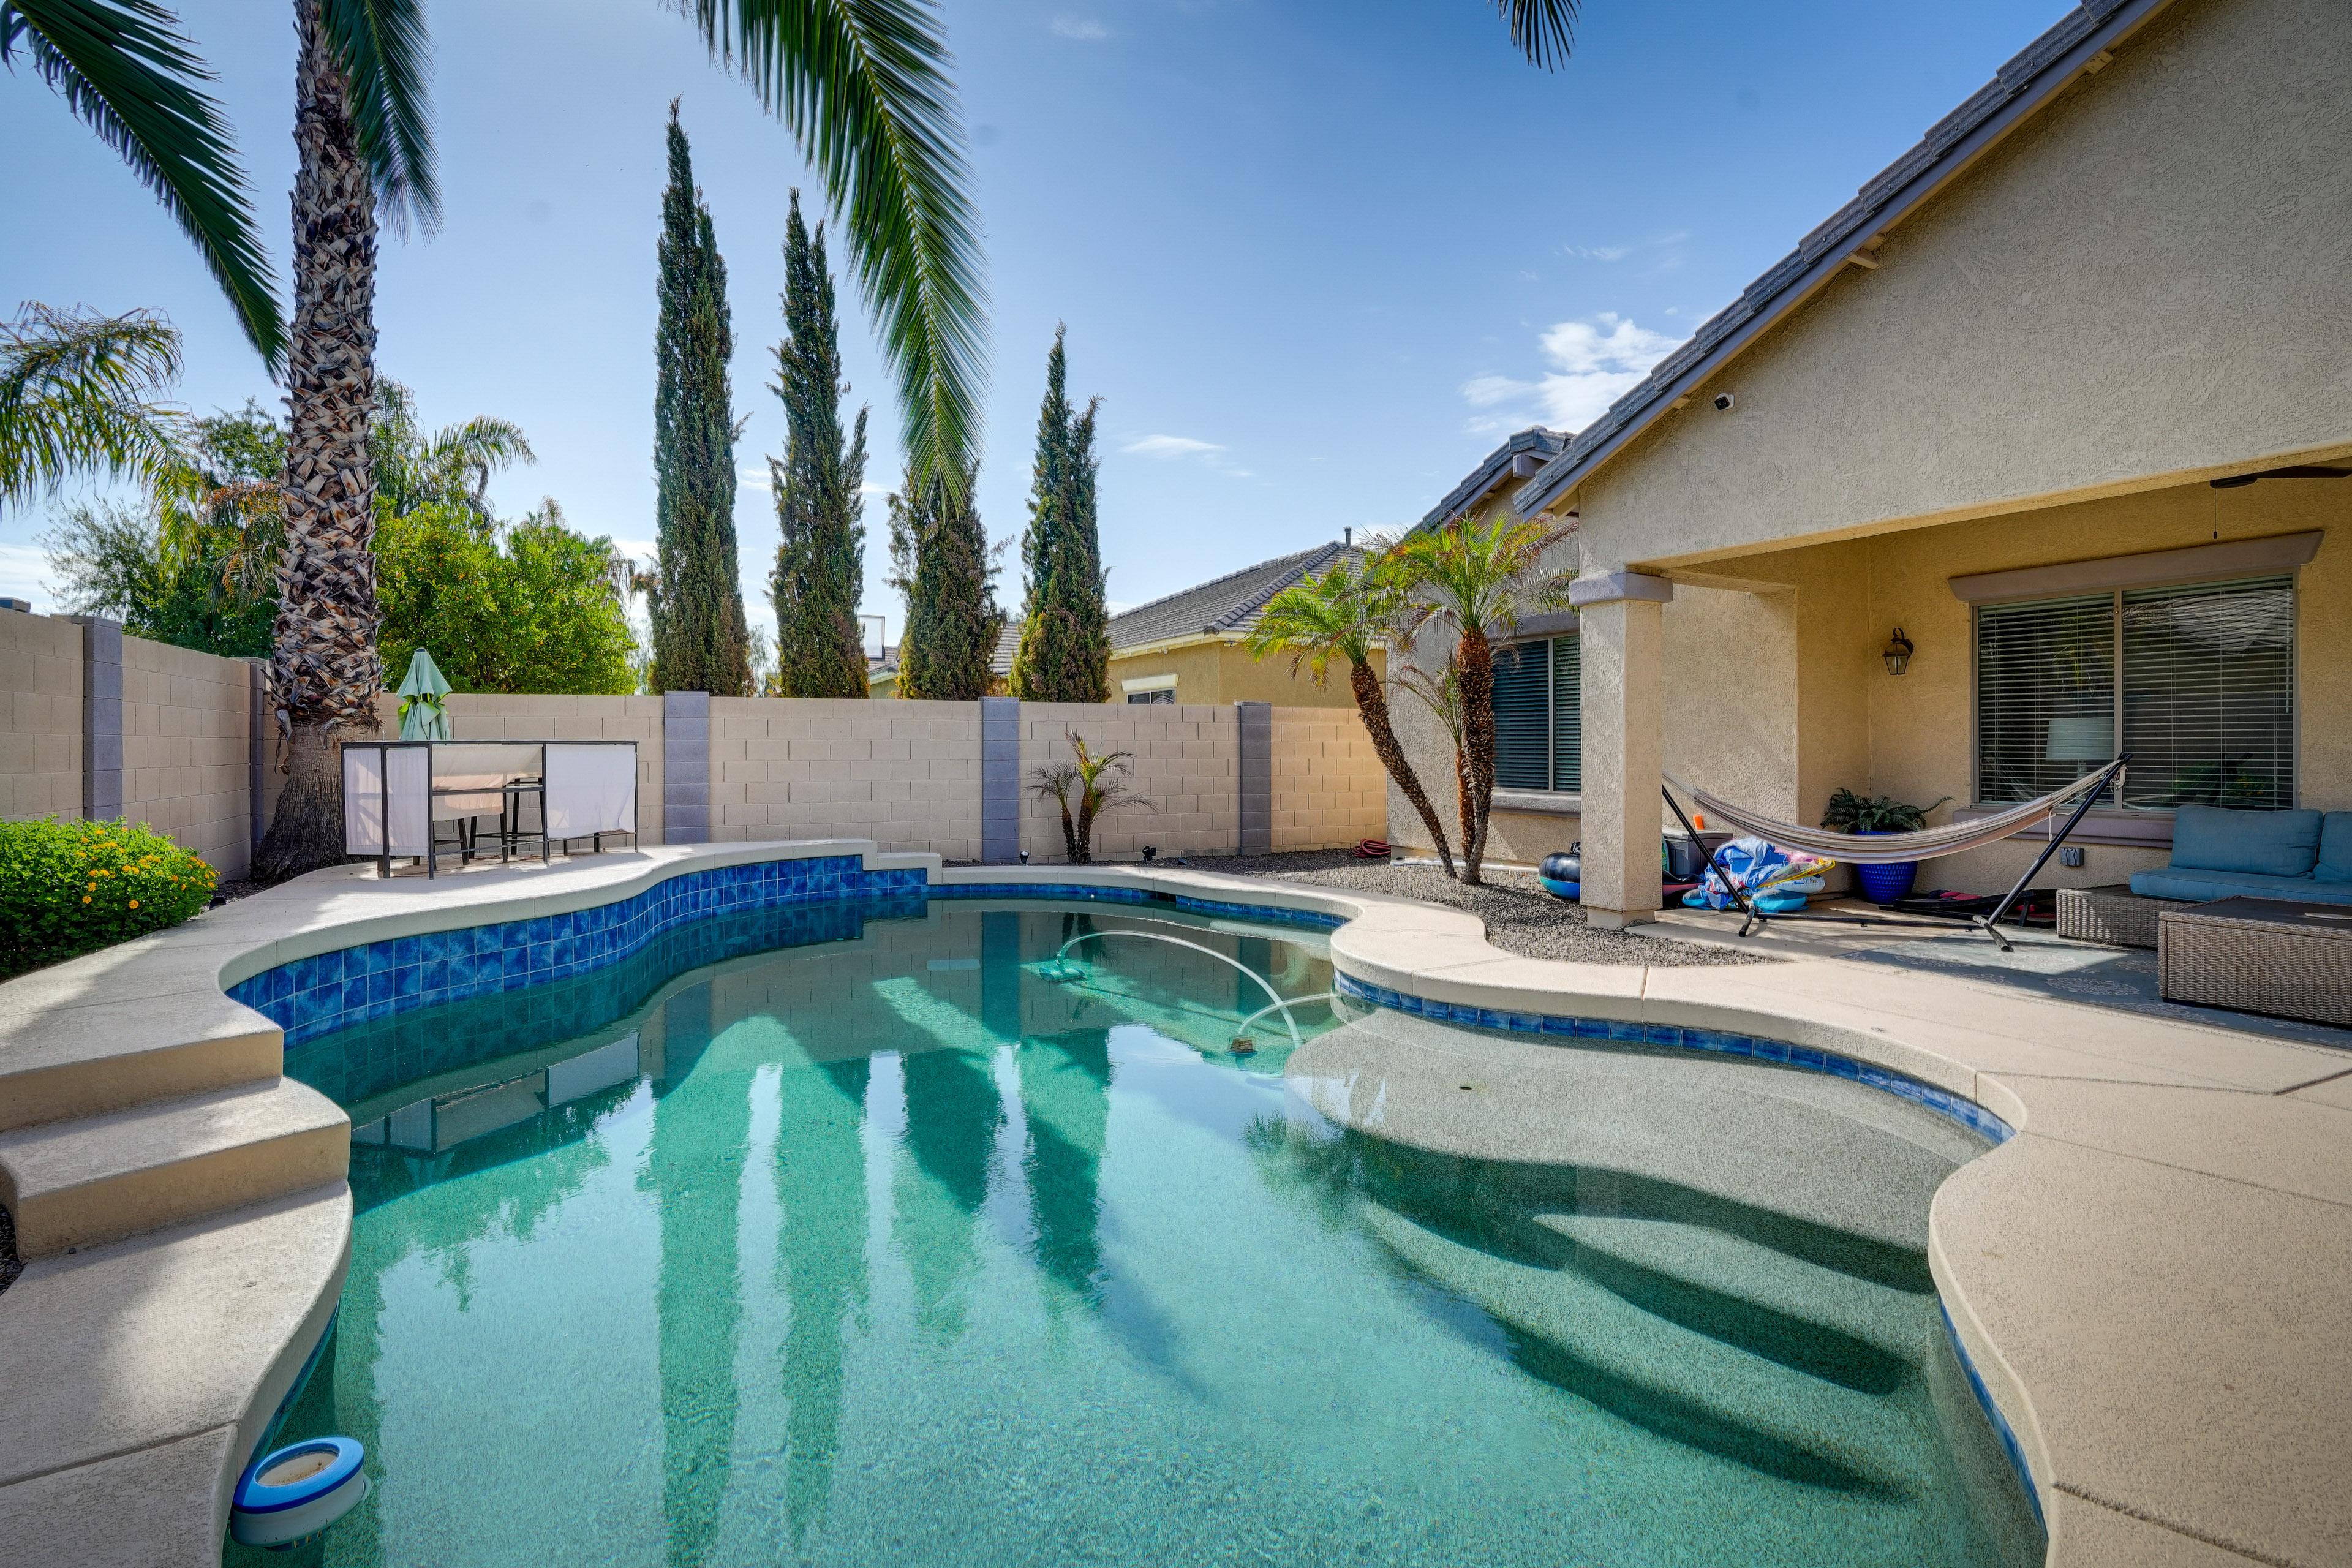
[230,1437,368,1550]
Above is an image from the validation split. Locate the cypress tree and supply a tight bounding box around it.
[649,102,752,696]
[1009,326,1109,702]
[768,190,870,698]
[889,462,1000,700]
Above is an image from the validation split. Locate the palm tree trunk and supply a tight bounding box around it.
[1349,660,1458,880]
[253,0,383,882]
[1456,628,1497,884]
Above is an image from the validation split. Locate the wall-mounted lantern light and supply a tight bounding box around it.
[1883,628,1915,676]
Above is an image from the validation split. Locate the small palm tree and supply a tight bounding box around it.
[1248,548,1459,880]
[1392,662,1476,876]
[2,1,284,366]
[1387,516,1576,884]
[1031,733,1155,865]
[0,304,184,511]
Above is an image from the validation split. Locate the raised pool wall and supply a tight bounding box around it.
[1,839,2345,1567]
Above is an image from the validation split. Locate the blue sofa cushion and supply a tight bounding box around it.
[2317,812,2352,883]
[2168,805,2322,878]
[2130,867,2352,906]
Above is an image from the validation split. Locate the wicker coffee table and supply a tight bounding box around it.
[2158,897,2352,1027]
[2058,883,2198,948]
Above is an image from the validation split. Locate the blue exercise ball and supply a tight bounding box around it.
[1539,850,1580,901]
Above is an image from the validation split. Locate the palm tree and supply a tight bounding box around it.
[1030,733,1154,865]
[246,0,1582,877]
[1390,661,1475,880]
[2,0,284,366]
[0,303,184,511]
[1387,515,1575,884]
[368,380,533,522]
[1248,549,1460,880]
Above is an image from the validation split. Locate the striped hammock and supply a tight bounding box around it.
[1665,760,2124,865]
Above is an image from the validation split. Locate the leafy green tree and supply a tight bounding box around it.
[767,189,869,698]
[1009,328,1108,703]
[42,398,287,657]
[376,499,635,695]
[2,1,284,366]
[649,104,751,698]
[887,461,1000,701]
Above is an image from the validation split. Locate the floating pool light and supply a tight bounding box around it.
[230,1438,369,1551]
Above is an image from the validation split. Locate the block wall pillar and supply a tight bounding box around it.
[1569,571,1673,928]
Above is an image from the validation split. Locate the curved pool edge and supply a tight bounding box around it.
[0,842,2342,1567]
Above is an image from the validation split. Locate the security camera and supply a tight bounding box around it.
[1713,393,1735,412]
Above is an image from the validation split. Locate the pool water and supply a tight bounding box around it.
[242,899,2041,1567]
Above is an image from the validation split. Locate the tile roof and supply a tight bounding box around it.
[1417,426,1569,531]
[1107,541,1366,650]
[1510,0,2168,518]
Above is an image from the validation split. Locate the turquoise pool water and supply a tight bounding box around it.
[241,899,2040,1567]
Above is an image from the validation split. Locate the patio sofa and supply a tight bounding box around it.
[2128,804,2352,906]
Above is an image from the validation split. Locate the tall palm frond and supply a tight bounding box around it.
[680,0,986,499]
[0,303,184,511]
[1496,0,1578,69]
[316,0,437,233]
[2,0,284,368]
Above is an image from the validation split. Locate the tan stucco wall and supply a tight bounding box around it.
[710,697,979,859]
[120,636,254,880]
[1105,641,1381,708]
[1561,0,2352,576]
[0,612,81,823]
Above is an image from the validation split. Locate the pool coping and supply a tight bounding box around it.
[1,840,2345,1567]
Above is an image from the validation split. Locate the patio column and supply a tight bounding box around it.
[1569,571,1672,929]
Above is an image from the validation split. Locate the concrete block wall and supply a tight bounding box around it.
[1270,706,1389,852]
[708,698,982,859]
[0,612,81,821]
[1017,701,1240,861]
[120,636,257,879]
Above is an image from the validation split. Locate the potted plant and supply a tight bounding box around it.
[1820,788,1952,904]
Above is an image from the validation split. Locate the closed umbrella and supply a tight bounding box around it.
[395,650,452,741]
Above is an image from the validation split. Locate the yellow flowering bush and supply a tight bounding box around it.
[0,818,217,979]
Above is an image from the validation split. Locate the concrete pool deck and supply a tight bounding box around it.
[0,840,2344,1566]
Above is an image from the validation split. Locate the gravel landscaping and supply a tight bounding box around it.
[1164,849,1775,967]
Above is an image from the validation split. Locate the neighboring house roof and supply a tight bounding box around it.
[1511,0,2173,519]
[1107,541,1365,650]
[866,622,1020,687]
[1418,426,1568,530]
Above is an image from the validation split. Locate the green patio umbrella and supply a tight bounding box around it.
[395,650,453,741]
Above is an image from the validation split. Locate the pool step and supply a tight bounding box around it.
[0,1079,349,1257]
[1359,1202,1939,1496]
[0,986,283,1134]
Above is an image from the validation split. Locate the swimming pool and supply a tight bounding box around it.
[234,895,2042,1566]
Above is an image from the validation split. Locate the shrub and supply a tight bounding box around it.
[0,819,217,979]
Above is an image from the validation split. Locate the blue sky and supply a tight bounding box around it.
[1,0,2071,643]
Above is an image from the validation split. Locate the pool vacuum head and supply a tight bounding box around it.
[1229,1037,1258,1055]
[231,1437,369,1550]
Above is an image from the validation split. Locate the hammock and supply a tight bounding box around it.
[1656,756,2129,951]
[1664,762,2125,864]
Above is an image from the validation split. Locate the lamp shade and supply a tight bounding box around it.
[2045,715,2115,762]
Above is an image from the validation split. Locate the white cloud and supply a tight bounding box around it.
[0,542,59,611]
[1050,16,1110,39]
[1459,312,1685,435]
[1123,434,1223,459]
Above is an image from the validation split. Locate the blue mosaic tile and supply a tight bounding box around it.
[1942,1303,2041,1525]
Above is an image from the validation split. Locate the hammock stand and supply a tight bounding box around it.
[1659,755,2131,952]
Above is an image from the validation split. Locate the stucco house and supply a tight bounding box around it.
[1389,0,2350,930]
[1103,541,1381,707]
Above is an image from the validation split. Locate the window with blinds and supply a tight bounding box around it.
[1491,635,1581,793]
[1974,575,2294,810]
